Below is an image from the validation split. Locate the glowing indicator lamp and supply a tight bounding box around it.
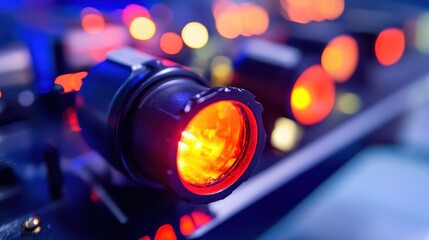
[76,48,265,203]
[291,65,335,125]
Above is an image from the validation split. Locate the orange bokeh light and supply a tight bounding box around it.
[281,0,344,24]
[81,8,105,34]
[181,22,209,49]
[321,35,359,82]
[122,4,150,26]
[375,28,405,66]
[177,101,257,195]
[138,236,151,240]
[154,224,176,240]
[160,32,183,55]
[180,215,196,236]
[215,3,242,39]
[213,1,269,38]
[291,65,335,125]
[129,17,156,41]
[241,3,269,36]
[54,72,88,93]
[320,0,345,20]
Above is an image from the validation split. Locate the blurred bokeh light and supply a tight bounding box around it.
[160,32,183,55]
[181,22,209,49]
[291,65,335,125]
[375,28,405,66]
[129,17,156,41]
[270,117,302,152]
[321,35,358,83]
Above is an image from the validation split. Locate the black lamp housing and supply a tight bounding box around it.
[76,48,266,204]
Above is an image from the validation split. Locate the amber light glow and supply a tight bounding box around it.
[280,0,344,24]
[160,32,183,55]
[375,28,405,66]
[322,35,359,82]
[241,3,269,36]
[54,72,88,93]
[129,17,156,40]
[215,3,242,39]
[213,1,269,39]
[177,101,257,195]
[291,65,335,125]
[181,22,209,49]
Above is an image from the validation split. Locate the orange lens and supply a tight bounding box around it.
[177,100,257,195]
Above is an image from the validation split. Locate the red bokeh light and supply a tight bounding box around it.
[375,28,405,66]
[154,224,176,240]
[291,65,335,125]
[160,32,183,55]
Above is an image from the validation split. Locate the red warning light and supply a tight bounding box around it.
[177,101,258,195]
[291,65,335,125]
[154,224,177,240]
